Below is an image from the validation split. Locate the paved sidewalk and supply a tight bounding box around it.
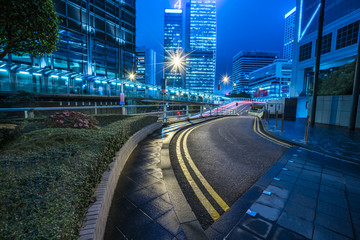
[264,118,360,162]
[225,147,360,240]
[103,119,213,240]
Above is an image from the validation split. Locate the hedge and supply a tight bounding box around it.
[0,115,158,239]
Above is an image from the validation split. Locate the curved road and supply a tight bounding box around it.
[169,116,289,229]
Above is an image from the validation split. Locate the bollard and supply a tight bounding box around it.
[275,110,278,128]
[281,112,285,133]
[305,115,310,142]
[186,105,189,119]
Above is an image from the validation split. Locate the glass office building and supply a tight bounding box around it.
[164,8,184,88]
[136,47,156,85]
[0,0,136,96]
[185,0,217,93]
[232,51,279,94]
[284,7,296,61]
[291,0,360,97]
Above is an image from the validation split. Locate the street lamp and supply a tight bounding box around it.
[120,71,136,107]
[162,49,185,123]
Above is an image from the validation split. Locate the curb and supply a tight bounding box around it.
[78,122,162,240]
[161,117,227,240]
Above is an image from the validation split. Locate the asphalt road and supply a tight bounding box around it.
[169,115,288,229]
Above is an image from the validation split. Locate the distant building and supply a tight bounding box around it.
[136,47,157,85]
[284,7,296,61]
[291,0,360,98]
[249,60,292,99]
[164,5,184,88]
[185,0,217,93]
[0,0,136,96]
[232,51,279,94]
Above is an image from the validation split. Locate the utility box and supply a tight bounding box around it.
[284,98,298,121]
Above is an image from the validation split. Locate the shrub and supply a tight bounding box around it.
[92,114,130,127]
[318,61,356,96]
[0,115,158,239]
[48,111,99,129]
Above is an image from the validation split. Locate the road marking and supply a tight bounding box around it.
[176,128,221,221]
[253,118,291,148]
[183,127,230,212]
[255,118,290,147]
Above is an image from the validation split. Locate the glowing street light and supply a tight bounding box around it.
[129,72,136,81]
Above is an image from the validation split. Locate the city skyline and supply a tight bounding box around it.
[136,0,296,94]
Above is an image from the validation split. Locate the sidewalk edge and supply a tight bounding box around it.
[78,122,163,240]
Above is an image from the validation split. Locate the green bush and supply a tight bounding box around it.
[92,114,130,126]
[318,61,356,96]
[0,115,158,239]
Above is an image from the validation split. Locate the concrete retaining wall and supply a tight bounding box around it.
[78,122,162,240]
[314,95,360,128]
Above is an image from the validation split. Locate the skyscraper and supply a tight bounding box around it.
[164,1,184,88]
[185,0,217,93]
[232,51,279,94]
[136,47,157,85]
[284,7,296,61]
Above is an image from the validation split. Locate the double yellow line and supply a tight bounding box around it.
[176,124,230,221]
[253,117,291,148]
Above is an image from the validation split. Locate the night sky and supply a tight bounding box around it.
[136,0,296,94]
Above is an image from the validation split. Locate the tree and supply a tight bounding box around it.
[228,91,252,98]
[0,0,59,60]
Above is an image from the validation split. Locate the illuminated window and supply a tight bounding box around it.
[299,42,312,62]
[336,21,359,50]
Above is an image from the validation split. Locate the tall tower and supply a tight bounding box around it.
[164,2,184,88]
[185,0,217,93]
[284,7,296,61]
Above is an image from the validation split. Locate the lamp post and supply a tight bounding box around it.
[120,72,136,114]
[162,49,185,123]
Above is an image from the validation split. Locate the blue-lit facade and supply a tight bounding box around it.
[0,0,136,96]
[185,0,217,93]
[284,7,296,61]
[164,8,184,88]
[232,51,279,94]
[291,0,360,97]
[136,47,156,85]
[249,61,292,99]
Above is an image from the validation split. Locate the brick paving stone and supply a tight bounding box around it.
[276,172,298,184]
[278,212,313,239]
[256,194,287,209]
[139,196,173,220]
[134,221,175,240]
[295,178,320,191]
[288,192,317,209]
[270,179,294,190]
[318,190,348,208]
[313,225,351,240]
[156,209,182,236]
[292,185,318,199]
[283,201,315,222]
[225,226,262,240]
[264,185,291,199]
[241,215,273,238]
[315,212,353,238]
[250,202,283,222]
[269,227,307,240]
[317,200,351,221]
